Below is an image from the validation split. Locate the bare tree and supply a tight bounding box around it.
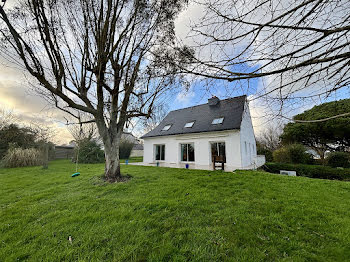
[256,124,282,151]
[141,103,169,134]
[29,122,56,143]
[67,113,98,145]
[0,108,17,129]
[176,0,350,119]
[0,0,188,181]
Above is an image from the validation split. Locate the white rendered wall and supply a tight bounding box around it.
[143,130,242,171]
[239,102,259,168]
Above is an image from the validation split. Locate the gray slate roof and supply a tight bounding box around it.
[141,95,246,138]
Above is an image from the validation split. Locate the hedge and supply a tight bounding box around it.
[261,162,350,181]
[119,139,134,159]
[326,152,350,168]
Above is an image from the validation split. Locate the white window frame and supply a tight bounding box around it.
[162,124,172,131]
[180,143,195,162]
[211,117,224,125]
[154,144,165,161]
[184,121,195,128]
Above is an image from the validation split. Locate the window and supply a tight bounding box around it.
[211,142,226,162]
[211,117,224,125]
[162,125,172,131]
[155,145,165,160]
[244,141,247,155]
[184,121,195,128]
[181,143,195,162]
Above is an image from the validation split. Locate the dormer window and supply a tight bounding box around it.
[211,117,224,125]
[162,124,172,131]
[184,121,195,128]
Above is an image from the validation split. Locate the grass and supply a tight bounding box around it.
[1,160,350,261]
[120,156,143,163]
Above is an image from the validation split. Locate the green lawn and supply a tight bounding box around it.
[120,156,143,163]
[1,161,350,261]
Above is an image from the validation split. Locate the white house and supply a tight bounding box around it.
[141,95,265,171]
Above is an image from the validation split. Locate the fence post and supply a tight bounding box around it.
[42,144,49,169]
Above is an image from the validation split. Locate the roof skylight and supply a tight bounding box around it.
[184,121,195,128]
[162,124,172,131]
[211,117,224,125]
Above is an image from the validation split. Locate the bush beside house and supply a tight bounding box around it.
[326,152,350,168]
[273,144,313,164]
[257,147,273,162]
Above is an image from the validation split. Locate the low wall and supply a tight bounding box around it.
[130,149,143,157]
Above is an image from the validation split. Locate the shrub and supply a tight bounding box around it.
[273,144,312,164]
[272,147,289,163]
[262,162,350,181]
[75,140,104,164]
[119,139,135,159]
[257,147,273,162]
[0,124,37,159]
[326,152,350,168]
[2,147,42,168]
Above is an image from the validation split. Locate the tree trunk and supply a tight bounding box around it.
[95,115,123,182]
[104,143,121,182]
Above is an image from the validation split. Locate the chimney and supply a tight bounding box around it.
[208,96,220,106]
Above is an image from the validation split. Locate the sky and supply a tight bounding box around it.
[0,1,348,144]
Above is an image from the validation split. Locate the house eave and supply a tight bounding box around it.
[141,128,240,139]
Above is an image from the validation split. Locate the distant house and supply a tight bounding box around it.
[122,132,144,157]
[141,95,265,171]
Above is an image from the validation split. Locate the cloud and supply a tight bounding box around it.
[0,67,74,144]
[175,2,205,41]
[176,89,195,106]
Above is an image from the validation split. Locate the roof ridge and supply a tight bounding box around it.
[170,95,246,113]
